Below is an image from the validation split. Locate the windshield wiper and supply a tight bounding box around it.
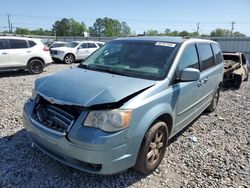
[79,64,132,77]
[78,64,91,69]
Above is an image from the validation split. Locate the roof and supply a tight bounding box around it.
[113,36,215,44]
[114,36,184,43]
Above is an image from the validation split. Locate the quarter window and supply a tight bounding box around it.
[9,39,28,49]
[88,43,97,48]
[197,44,214,71]
[178,45,199,72]
[28,40,37,47]
[211,44,223,65]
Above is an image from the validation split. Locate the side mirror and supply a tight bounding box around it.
[77,46,82,50]
[180,68,200,81]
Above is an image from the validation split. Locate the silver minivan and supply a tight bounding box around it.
[23,37,224,175]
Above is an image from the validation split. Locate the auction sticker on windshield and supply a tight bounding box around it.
[155,42,176,47]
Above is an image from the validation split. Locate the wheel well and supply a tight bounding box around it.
[152,114,173,135]
[27,57,45,67]
[64,53,75,60]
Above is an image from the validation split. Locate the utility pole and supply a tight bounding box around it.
[196,22,200,33]
[7,14,11,33]
[230,21,235,36]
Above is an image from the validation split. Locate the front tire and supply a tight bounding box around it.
[134,121,169,174]
[27,59,44,74]
[64,54,75,64]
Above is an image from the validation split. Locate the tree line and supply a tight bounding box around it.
[13,17,246,37]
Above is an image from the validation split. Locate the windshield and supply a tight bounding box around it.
[80,40,178,80]
[65,42,79,48]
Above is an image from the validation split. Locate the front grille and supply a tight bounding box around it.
[32,96,83,133]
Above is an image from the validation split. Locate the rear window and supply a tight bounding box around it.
[211,44,223,65]
[197,44,215,71]
[28,40,37,47]
[9,39,28,49]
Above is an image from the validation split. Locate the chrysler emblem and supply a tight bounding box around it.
[49,97,55,104]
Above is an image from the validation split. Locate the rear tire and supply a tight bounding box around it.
[27,59,44,74]
[64,54,75,64]
[233,75,242,89]
[207,88,220,112]
[134,121,169,174]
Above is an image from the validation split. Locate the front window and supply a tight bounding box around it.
[80,41,178,80]
[65,42,79,48]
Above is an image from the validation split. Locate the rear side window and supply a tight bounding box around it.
[88,43,97,48]
[0,39,7,49]
[211,44,223,65]
[9,39,28,49]
[80,43,88,48]
[197,44,214,71]
[28,40,37,47]
[178,45,199,71]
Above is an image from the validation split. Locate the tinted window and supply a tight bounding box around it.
[0,39,7,49]
[9,39,28,49]
[211,44,223,65]
[28,40,37,47]
[197,44,214,71]
[178,45,199,72]
[80,43,88,48]
[88,43,97,48]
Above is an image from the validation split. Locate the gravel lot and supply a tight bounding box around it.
[0,64,249,188]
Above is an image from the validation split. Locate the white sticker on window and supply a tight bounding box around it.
[155,42,176,47]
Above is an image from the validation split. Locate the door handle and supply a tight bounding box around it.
[204,77,209,83]
[197,80,204,87]
[1,52,8,55]
[26,51,31,53]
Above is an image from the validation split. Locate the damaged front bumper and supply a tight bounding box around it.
[23,99,139,175]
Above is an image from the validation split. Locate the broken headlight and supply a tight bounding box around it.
[84,110,132,132]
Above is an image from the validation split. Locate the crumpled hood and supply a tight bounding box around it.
[35,67,155,107]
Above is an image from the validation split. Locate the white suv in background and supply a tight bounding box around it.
[50,41,104,64]
[0,36,52,74]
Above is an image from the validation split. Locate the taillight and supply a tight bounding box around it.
[43,46,49,51]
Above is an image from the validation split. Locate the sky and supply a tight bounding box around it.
[0,0,250,36]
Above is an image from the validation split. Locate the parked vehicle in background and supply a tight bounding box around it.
[50,41,104,64]
[0,36,52,74]
[49,41,67,50]
[23,37,224,175]
[223,52,249,88]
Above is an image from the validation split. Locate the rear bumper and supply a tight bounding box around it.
[23,100,138,175]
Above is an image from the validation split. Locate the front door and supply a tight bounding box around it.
[77,43,89,60]
[173,44,203,133]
